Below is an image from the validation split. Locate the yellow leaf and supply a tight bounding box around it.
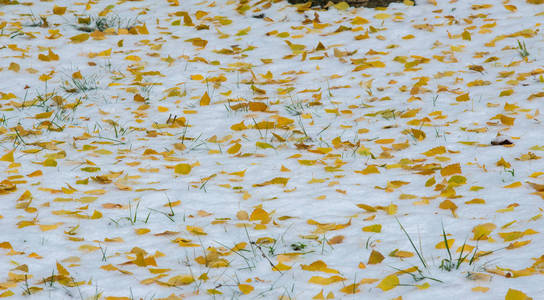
[462,30,471,41]
[70,33,89,43]
[375,138,395,144]
[157,106,169,112]
[78,245,100,252]
[57,262,70,276]
[253,177,289,187]
[167,275,194,286]
[496,157,511,168]
[236,210,249,220]
[425,177,436,187]
[249,101,267,112]
[500,89,514,97]
[362,224,382,233]
[72,71,83,79]
[500,115,515,126]
[472,223,496,240]
[377,274,399,291]
[285,40,305,52]
[53,6,67,15]
[235,27,251,36]
[200,92,210,106]
[273,262,291,271]
[301,260,339,274]
[256,141,274,149]
[312,290,325,300]
[40,223,61,231]
[0,291,15,298]
[439,200,458,213]
[90,210,102,219]
[238,284,254,294]
[448,175,466,186]
[507,240,531,249]
[409,128,426,141]
[374,13,391,20]
[466,198,486,204]
[498,231,524,242]
[355,165,380,175]
[351,16,369,25]
[38,49,59,61]
[456,93,470,102]
[125,55,141,61]
[505,288,532,300]
[183,14,194,26]
[441,163,462,176]
[249,207,270,224]
[0,150,14,162]
[340,283,360,294]
[416,282,430,289]
[43,158,57,167]
[422,146,446,157]
[504,181,522,188]
[435,239,455,249]
[8,62,20,72]
[356,203,376,212]
[35,111,54,119]
[135,23,149,34]
[390,250,414,258]
[135,228,150,235]
[368,250,385,264]
[308,275,345,285]
[174,163,191,175]
[81,166,99,172]
[227,143,241,154]
[334,1,349,10]
[472,286,490,292]
[207,289,222,295]
[186,225,207,235]
[133,94,146,102]
[504,4,517,11]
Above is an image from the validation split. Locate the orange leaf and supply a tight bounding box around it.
[0,150,14,163]
[456,93,470,102]
[53,6,67,15]
[227,143,241,154]
[248,102,267,112]
[368,250,385,264]
[200,92,210,106]
[472,223,496,240]
[505,288,531,300]
[503,181,522,188]
[440,163,461,176]
[35,111,54,119]
[249,206,270,224]
[308,275,345,285]
[435,239,454,249]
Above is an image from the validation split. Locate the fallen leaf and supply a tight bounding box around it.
[368,250,385,264]
[377,274,398,291]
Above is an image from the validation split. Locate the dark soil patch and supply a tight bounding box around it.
[287,0,406,8]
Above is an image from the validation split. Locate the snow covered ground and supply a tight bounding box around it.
[1,0,543,299]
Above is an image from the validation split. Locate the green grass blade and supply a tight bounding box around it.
[396,218,428,269]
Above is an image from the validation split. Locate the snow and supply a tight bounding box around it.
[0,0,543,299]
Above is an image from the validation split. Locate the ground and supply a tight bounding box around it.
[0,0,543,299]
